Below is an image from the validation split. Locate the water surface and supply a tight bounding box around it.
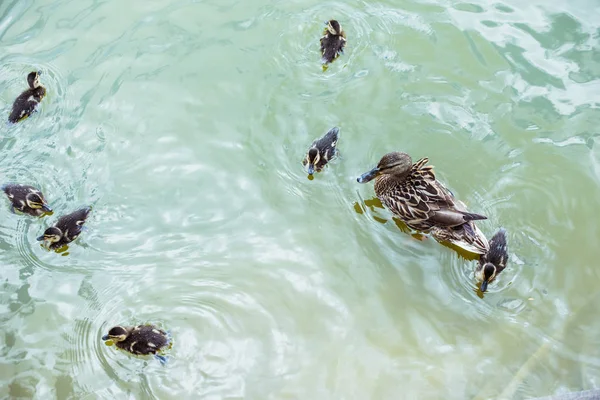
[1,0,600,398]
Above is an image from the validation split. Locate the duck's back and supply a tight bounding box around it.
[2,183,37,199]
[320,34,345,64]
[117,325,169,355]
[9,87,46,123]
[479,229,508,269]
[55,207,91,235]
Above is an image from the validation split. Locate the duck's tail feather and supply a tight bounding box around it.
[461,212,487,222]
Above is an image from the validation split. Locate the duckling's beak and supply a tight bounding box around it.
[102,334,109,341]
[307,164,315,175]
[480,280,489,292]
[37,70,42,75]
[41,204,52,213]
[36,235,45,241]
[357,167,379,183]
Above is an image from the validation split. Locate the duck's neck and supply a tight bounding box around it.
[374,172,410,196]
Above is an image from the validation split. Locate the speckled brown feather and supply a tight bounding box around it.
[374,157,489,254]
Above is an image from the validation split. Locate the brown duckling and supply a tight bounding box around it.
[357,152,489,254]
[1,183,52,216]
[303,126,339,175]
[37,207,91,249]
[475,228,508,292]
[320,20,346,65]
[102,324,171,364]
[8,71,46,123]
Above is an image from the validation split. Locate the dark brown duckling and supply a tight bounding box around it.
[102,324,171,364]
[303,126,339,175]
[1,183,52,216]
[475,228,508,292]
[8,71,46,123]
[320,20,346,65]
[37,207,91,249]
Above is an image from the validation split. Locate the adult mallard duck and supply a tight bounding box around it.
[37,207,91,249]
[102,324,171,364]
[320,20,346,65]
[357,152,489,254]
[475,228,508,292]
[1,183,52,216]
[302,126,339,175]
[8,71,46,123]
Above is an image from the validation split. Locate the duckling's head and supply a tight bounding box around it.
[36,226,62,244]
[305,148,320,175]
[479,262,497,292]
[27,71,42,89]
[25,192,52,213]
[357,152,412,183]
[102,326,130,342]
[326,20,342,35]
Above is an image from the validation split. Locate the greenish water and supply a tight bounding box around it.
[1,0,600,398]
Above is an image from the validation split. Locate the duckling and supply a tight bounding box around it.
[8,71,46,123]
[357,152,489,254]
[1,183,52,216]
[475,228,508,292]
[303,126,339,175]
[37,206,91,249]
[320,20,346,65]
[102,324,170,364]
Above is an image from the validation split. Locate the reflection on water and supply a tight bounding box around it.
[1,0,600,398]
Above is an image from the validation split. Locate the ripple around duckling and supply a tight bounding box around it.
[65,271,293,398]
[0,61,67,137]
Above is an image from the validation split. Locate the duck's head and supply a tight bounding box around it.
[479,262,497,292]
[357,152,412,183]
[36,226,62,244]
[102,326,130,342]
[27,71,42,89]
[326,20,342,35]
[25,192,52,213]
[305,148,320,175]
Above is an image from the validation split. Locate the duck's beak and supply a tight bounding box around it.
[102,334,109,341]
[307,164,315,175]
[41,203,52,213]
[480,280,489,292]
[36,235,44,241]
[357,167,379,183]
[37,70,42,75]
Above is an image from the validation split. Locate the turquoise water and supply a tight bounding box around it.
[1,0,600,398]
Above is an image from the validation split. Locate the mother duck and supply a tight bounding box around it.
[358,152,489,255]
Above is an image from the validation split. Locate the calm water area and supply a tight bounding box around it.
[1,0,600,398]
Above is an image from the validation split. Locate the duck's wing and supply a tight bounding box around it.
[8,90,38,123]
[482,228,508,270]
[320,35,344,64]
[315,127,339,162]
[56,207,91,234]
[410,158,487,227]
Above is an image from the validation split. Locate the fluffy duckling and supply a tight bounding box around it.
[357,152,489,254]
[37,207,91,249]
[320,20,346,65]
[475,228,508,292]
[303,126,339,175]
[1,183,52,216]
[102,324,170,364]
[8,71,46,123]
